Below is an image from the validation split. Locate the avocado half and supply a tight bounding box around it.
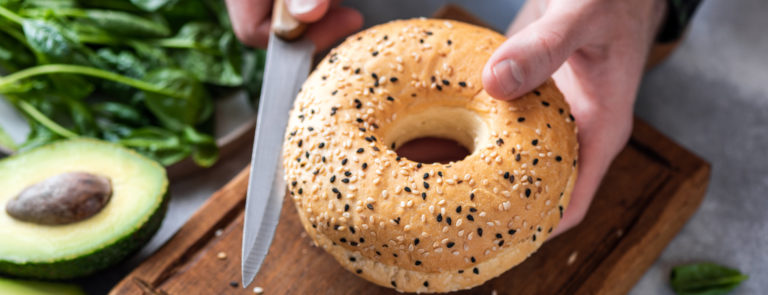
[0,139,168,279]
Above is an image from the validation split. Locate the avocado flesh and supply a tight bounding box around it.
[0,139,168,279]
[0,277,85,295]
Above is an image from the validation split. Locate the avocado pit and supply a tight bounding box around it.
[5,172,112,225]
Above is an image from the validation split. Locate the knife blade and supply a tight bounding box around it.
[241,0,314,288]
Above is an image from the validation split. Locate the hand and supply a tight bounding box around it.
[482,0,668,236]
[225,0,363,50]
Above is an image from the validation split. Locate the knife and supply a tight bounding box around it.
[241,0,314,288]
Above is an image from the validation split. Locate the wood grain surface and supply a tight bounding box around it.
[110,6,706,295]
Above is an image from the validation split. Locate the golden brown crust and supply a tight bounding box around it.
[282,19,578,293]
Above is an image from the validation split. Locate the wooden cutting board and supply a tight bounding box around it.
[110,6,709,295]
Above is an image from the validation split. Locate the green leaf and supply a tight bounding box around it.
[670,263,749,295]
[21,19,104,67]
[182,126,217,167]
[91,101,149,126]
[79,9,170,38]
[138,68,211,131]
[0,123,17,152]
[118,126,190,165]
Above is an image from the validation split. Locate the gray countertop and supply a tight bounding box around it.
[2,0,765,294]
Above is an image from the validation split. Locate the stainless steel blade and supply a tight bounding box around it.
[241,33,314,288]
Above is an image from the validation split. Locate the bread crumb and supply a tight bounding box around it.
[567,251,578,265]
[214,229,224,237]
[217,252,227,260]
[253,286,264,294]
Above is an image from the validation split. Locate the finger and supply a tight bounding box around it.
[507,0,547,36]
[482,10,585,100]
[226,0,272,48]
[286,0,330,23]
[304,6,363,51]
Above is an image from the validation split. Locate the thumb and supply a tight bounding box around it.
[482,14,583,100]
[286,0,330,23]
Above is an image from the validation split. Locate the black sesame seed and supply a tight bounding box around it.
[569,114,576,121]
[359,237,365,243]
[341,158,348,165]
[376,251,381,255]
[559,206,564,218]
[533,158,539,166]
[350,227,356,234]
[541,100,549,106]
[496,233,503,239]
[425,31,433,35]
[331,90,338,96]
[508,229,517,235]
[356,118,363,123]
[446,242,455,248]
[534,90,542,96]
[391,281,397,287]
[349,256,356,262]
[436,85,442,91]
[547,123,552,128]
[458,81,467,87]
[393,217,400,224]
[291,181,297,187]
[532,139,539,146]
[469,207,477,212]
[387,96,395,101]
[359,127,366,132]
[354,68,360,74]
[341,178,350,183]
[473,267,479,274]
[424,281,429,287]
[533,235,537,241]
[344,204,350,211]
[442,79,450,86]
[503,172,510,179]
[356,269,363,274]
[372,51,379,56]
[556,156,563,162]
[436,214,443,222]
[438,171,443,177]
[470,193,475,201]
[559,108,564,114]
[525,188,531,197]
[458,270,464,274]
[350,241,358,246]
[416,163,423,168]
[404,186,411,192]
[414,238,420,246]
[344,171,352,177]
[421,192,427,200]
[471,256,476,263]
[423,182,430,189]
[447,40,452,45]
[415,260,422,266]
[496,138,504,146]
[367,204,374,210]
[318,142,325,148]
[332,187,340,194]
[518,117,526,122]
[297,140,303,147]
[509,174,515,183]
[456,206,462,213]
[371,73,378,79]
[340,237,346,242]
[230,281,238,287]
[446,217,452,225]
[356,148,364,153]
[423,173,429,179]
[477,228,483,237]
[362,163,368,169]
[420,39,424,44]
[515,154,521,162]
[390,77,398,82]
[298,188,303,195]
[467,214,474,221]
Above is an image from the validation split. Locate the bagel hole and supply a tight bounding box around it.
[383,106,488,164]
[396,137,470,164]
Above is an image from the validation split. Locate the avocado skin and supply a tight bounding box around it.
[0,194,168,279]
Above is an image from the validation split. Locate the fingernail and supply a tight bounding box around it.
[492,59,524,96]
[288,0,319,15]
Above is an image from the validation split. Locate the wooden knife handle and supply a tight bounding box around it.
[272,0,308,40]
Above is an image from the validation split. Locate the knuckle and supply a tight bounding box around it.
[233,25,267,48]
[531,29,569,66]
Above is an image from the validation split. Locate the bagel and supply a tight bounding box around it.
[282,18,578,293]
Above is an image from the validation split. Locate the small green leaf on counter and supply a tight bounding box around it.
[670,262,748,295]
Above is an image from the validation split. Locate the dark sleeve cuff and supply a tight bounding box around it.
[656,0,703,43]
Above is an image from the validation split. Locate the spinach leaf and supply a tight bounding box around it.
[0,28,36,72]
[119,126,190,165]
[0,123,17,152]
[20,0,76,9]
[78,9,170,38]
[22,19,104,67]
[670,263,749,295]
[138,68,211,131]
[129,0,176,12]
[183,126,217,167]
[91,102,150,126]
